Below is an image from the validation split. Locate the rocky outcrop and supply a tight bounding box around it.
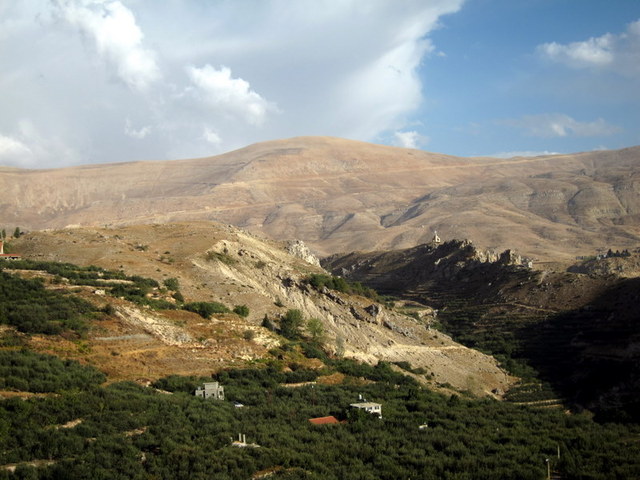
[286,240,320,266]
[323,239,532,296]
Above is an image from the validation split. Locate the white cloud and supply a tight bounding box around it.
[487,150,560,159]
[539,35,615,68]
[537,19,640,76]
[186,64,276,126]
[0,134,33,162]
[0,1,464,168]
[124,119,151,139]
[55,0,161,91]
[202,127,221,145]
[393,130,427,149]
[0,120,82,168]
[503,114,621,138]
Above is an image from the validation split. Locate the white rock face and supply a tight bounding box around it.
[286,239,320,266]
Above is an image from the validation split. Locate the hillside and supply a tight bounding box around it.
[4,222,512,397]
[2,137,640,261]
[323,240,640,421]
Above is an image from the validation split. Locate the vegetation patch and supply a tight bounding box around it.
[0,270,94,335]
[306,273,379,300]
[183,301,231,319]
[0,350,105,393]
[205,250,238,265]
[1,359,639,479]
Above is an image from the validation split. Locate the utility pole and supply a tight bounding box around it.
[545,458,551,480]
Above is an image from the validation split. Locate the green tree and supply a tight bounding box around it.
[335,334,346,357]
[163,277,180,291]
[1,229,6,240]
[233,304,250,317]
[172,291,184,303]
[307,317,325,344]
[280,309,304,339]
[262,314,276,331]
[13,226,21,238]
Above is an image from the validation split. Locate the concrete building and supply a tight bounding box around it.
[194,382,224,400]
[350,402,382,418]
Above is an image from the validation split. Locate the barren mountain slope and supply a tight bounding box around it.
[9,222,513,396]
[2,137,640,261]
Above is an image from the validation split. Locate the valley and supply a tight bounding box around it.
[324,239,640,422]
[2,138,640,479]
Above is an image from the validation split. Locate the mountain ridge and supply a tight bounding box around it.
[2,136,640,262]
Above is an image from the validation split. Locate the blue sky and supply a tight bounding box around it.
[416,0,640,156]
[1,0,639,168]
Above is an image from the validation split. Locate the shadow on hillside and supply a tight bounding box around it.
[520,277,640,422]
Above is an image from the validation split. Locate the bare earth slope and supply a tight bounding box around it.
[10,222,512,397]
[2,137,640,261]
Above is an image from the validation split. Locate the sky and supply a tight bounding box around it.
[1,0,639,169]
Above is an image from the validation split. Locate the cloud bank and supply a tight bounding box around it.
[56,0,161,91]
[0,0,464,168]
[537,18,640,76]
[503,114,620,138]
[185,64,276,127]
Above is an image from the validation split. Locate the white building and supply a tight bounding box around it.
[350,402,382,418]
[195,382,224,400]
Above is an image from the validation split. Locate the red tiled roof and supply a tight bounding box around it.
[308,416,340,425]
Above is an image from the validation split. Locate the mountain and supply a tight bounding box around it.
[7,222,512,396]
[2,137,640,262]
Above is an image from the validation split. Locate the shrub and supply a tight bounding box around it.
[243,330,255,341]
[163,277,180,291]
[262,314,276,331]
[205,251,237,265]
[233,304,250,317]
[103,303,116,316]
[183,301,230,319]
[172,291,184,303]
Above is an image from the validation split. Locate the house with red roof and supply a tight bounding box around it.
[0,241,21,260]
[308,416,342,425]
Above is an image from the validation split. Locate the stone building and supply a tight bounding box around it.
[194,382,224,400]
